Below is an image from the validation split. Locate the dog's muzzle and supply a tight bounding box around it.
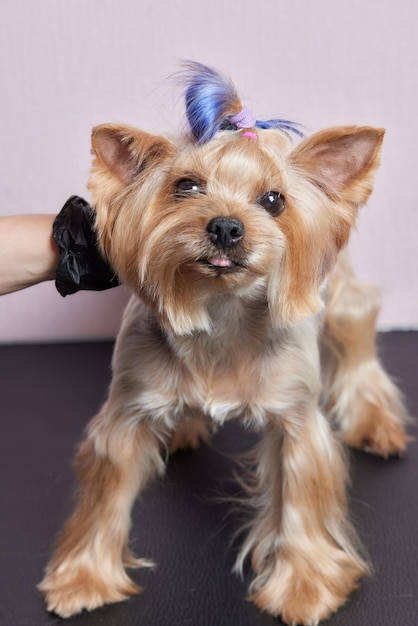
[207,217,244,250]
[204,217,246,272]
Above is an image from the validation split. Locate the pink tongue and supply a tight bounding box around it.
[208,256,233,268]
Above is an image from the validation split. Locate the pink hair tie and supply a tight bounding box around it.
[242,131,258,141]
[229,106,256,129]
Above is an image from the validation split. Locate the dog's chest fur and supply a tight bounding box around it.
[115,295,320,428]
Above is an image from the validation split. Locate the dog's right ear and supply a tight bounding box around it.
[89,125,175,281]
[91,124,175,185]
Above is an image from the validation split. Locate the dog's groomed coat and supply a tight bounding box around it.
[39,63,409,625]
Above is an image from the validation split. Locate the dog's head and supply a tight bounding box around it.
[88,64,384,335]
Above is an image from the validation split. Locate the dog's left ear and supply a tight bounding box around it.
[290,125,385,206]
[273,126,384,325]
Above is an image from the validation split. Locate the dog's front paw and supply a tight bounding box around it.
[250,550,366,626]
[39,562,143,618]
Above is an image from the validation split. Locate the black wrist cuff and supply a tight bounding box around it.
[53,195,120,297]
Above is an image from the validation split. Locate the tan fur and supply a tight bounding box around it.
[322,251,410,457]
[39,123,408,625]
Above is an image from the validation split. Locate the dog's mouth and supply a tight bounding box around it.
[199,255,246,275]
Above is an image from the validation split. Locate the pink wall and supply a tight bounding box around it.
[1,0,417,342]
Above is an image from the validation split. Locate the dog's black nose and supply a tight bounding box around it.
[207,217,244,249]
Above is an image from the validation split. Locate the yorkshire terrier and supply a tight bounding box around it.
[39,62,409,625]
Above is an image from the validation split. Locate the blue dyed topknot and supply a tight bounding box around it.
[182,61,241,143]
[180,61,305,143]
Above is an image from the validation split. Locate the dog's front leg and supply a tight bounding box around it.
[239,408,368,626]
[39,408,165,618]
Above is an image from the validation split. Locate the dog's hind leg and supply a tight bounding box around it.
[168,414,213,454]
[38,406,166,618]
[321,251,409,457]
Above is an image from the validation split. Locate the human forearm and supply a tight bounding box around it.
[0,214,58,295]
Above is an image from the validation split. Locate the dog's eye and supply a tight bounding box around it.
[259,191,286,217]
[174,178,203,197]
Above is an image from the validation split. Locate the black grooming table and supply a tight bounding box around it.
[0,332,417,626]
